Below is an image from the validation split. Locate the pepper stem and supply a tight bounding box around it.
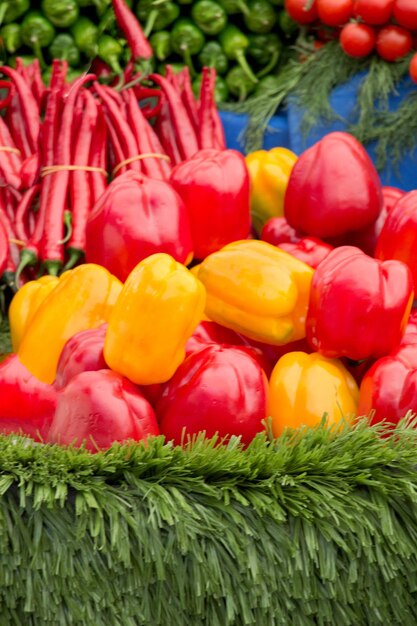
[144,10,158,38]
[63,247,84,271]
[256,50,280,79]
[14,249,38,290]
[235,0,250,16]
[44,260,62,276]
[31,40,46,71]
[58,210,73,245]
[182,48,197,78]
[235,50,258,84]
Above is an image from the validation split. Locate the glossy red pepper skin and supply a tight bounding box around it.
[284,132,383,239]
[0,218,8,277]
[112,0,153,61]
[86,171,193,282]
[0,355,58,441]
[277,237,333,269]
[47,369,160,451]
[307,246,414,361]
[156,344,268,446]
[170,149,251,260]
[185,321,273,377]
[55,325,107,389]
[327,186,404,256]
[358,336,417,426]
[261,216,304,246]
[375,191,417,288]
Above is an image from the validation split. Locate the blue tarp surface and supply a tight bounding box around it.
[219,74,417,191]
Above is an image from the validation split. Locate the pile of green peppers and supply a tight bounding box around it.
[0,0,299,102]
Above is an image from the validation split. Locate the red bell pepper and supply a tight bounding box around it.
[284,132,383,238]
[307,246,414,361]
[156,344,268,446]
[0,354,57,441]
[55,325,108,389]
[185,321,273,377]
[261,216,304,245]
[170,149,251,260]
[47,369,160,451]
[358,335,417,426]
[328,186,404,256]
[277,237,333,269]
[375,190,417,288]
[85,171,193,282]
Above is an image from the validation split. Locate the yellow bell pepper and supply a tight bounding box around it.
[246,147,297,235]
[18,264,122,384]
[268,351,359,437]
[9,275,59,352]
[198,240,314,345]
[104,253,206,385]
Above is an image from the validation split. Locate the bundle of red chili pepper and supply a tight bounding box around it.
[0,58,225,287]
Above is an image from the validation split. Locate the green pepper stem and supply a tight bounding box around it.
[182,47,197,78]
[32,40,46,70]
[235,0,250,16]
[256,50,280,79]
[44,260,62,276]
[14,249,38,290]
[58,211,73,245]
[144,10,158,38]
[63,247,84,271]
[235,50,258,84]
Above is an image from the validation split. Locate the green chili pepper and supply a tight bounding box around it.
[193,73,229,103]
[49,34,80,67]
[70,17,99,59]
[248,33,282,77]
[21,11,55,69]
[98,34,123,75]
[191,0,227,36]
[41,0,79,29]
[170,19,205,77]
[137,0,180,38]
[219,25,257,84]
[0,24,22,54]
[278,10,299,37]
[198,41,228,75]
[217,0,249,16]
[2,0,29,24]
[244,0,277,34]
[225,65,256,101]
[150,31,172,61]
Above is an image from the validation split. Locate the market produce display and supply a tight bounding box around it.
[0,0,298,102]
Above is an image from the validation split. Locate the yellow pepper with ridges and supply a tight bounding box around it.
[104,253,206,385]
[18,264,122,384]
[268,352,359,437]
[198,240,314,345]
[246,147,297,235]
[9,275,59,352]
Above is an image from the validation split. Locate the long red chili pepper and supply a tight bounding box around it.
[112,0,153,61]
[66,90,99,267]
[177,68,199,134]
[198,67,217,150]
[41,74,96,274]
[0,81,13,110]
[0,116,22,189]
[150,73,199,161]
[95,82,142,175]
[122,89,167,180]
[15,185,40,243]
[90,104,108,205]
[154,98,182,165]
[142,116,172,179]
[28,59,46,105]
[5,88,32,161]
[0,218,8,278]
[0,66,40,157]
[0,197,19,287]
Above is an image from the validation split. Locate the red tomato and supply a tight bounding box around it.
[316,0,353,25]
[353,0,394,25]
[284,0,318,23]
[376,25,412,61]
[393,0,417,31]
[340,22,376,57]
[409,53,417,83]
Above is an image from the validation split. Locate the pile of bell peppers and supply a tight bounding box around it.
[2,129,417,452]
[0,0,299,103]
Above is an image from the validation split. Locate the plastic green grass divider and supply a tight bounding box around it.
[0,419,416,625]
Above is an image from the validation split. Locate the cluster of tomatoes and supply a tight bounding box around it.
[285,0,417,82]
